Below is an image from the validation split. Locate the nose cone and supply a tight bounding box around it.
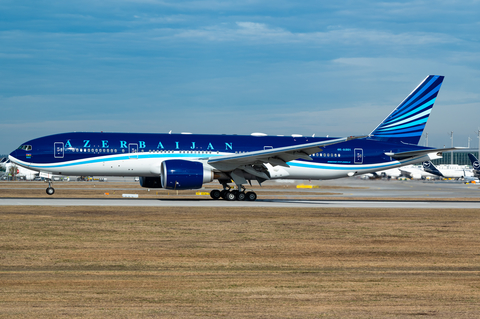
[9,149,18,161]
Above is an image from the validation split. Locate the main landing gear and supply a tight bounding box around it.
[209,186,257,201]
[46,179,55,195]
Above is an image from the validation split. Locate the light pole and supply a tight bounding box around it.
[424,132,428,147]
[450,131,454,165]
[478,129,480,158]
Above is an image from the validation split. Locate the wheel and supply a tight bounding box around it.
[46,187,55,195]
[246,191,257,201]
[225,191,236,201]
[210,189,221,200]
[236,192,246,201]
[220,190,228,199]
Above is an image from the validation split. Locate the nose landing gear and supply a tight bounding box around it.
[45,179,55,195]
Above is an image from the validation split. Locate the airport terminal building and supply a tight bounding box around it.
[432,149,479,166]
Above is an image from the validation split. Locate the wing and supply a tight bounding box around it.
[384,147,466,160]
[207,135,365,172]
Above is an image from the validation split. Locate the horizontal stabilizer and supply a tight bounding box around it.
[384,147,466,160]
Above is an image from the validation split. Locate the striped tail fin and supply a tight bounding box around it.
[370,75,444,145]
[468,153,480,175]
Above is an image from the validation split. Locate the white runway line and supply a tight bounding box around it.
[0,198,479,209]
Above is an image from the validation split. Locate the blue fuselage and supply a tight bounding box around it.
[9,132,433,181]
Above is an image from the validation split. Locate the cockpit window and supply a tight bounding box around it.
[17,145,32,151]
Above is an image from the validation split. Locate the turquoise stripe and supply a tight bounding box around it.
[391,76,439,116]
[289,161,399,171]
[27,153,214,169]
[376,117,427,132]
[382,98,434,126]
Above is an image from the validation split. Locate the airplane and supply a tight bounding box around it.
[398,165,436,180]
[467,153,480,183]
[1,158,40,180]
[422,161,474,179]
[0,157,6,173]
[0,157,8,168]
[8,75,462,200]
[378,168,402,179]
[468,153,480,179]
[359,168,402,180]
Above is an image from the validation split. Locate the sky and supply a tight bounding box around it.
[1,0,480,154]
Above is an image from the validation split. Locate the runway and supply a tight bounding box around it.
[1,178,479,208]
[1,197,479,209]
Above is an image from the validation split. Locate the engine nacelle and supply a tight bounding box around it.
[139,176,163,188]
[161,160,213,190]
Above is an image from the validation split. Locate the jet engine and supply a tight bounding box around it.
[139,176,162,188]
[161,160,213,190]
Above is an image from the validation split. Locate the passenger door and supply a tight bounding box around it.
[354,148,363,164]
[54,142,64,159]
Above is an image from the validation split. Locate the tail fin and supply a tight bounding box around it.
[370,75,444,145]
[468,153,480,174]
[422,161,443,177]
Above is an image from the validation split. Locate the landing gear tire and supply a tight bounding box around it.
[210,189,221,200]
[236,192,246,201]
[225,192,236,201]
[220,190,228,199]
[246,191,257,201]
[46,187,55,195]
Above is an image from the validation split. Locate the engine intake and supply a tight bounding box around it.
[139,176,162,188]
[161,160,213,190]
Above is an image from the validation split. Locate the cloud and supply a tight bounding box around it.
[1,1,480,153]
[166,21,462,52]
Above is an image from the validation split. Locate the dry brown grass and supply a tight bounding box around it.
[1,206,480,318]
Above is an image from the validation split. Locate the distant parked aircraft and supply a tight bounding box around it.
[468,154,480,178]
[1,158,39,180]
[398,165,435,180]
[422,161,474,179]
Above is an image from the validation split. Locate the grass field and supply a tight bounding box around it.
[1,205,479,318]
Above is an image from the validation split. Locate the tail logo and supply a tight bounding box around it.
[474,161,480,169]
[423,162,431,168]
[370,75,444,145]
